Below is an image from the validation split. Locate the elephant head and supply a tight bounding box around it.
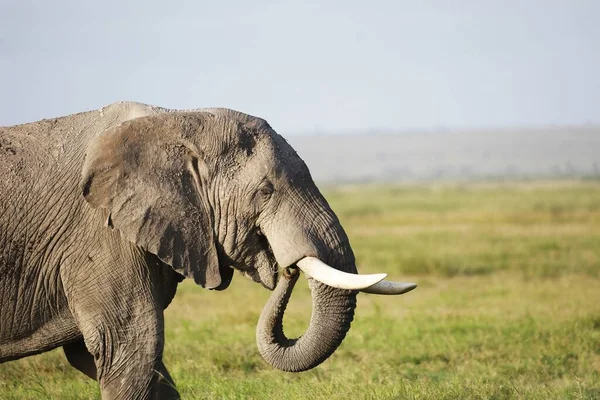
[80,110,415,372]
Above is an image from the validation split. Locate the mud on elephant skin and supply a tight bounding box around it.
[0,102,415,399]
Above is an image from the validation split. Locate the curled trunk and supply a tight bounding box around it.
[256,267,357,372]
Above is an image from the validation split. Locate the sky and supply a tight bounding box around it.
[1,0,599,134]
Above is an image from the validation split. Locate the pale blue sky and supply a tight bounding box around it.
[1,0,599,133]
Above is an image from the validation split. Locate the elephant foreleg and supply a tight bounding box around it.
[74,311,172,400]
[64,339,96,380]
[64,340,179,400]
[63,271,178,398]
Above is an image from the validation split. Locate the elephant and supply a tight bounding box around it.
[0,102,415,399]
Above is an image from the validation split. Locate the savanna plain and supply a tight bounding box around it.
[1,181,599,399]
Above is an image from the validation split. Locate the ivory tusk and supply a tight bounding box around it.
[360,281,417,295]
[295,257,387,290]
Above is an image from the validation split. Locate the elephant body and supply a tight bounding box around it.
[0,102,365,399]
[1,103,184,398]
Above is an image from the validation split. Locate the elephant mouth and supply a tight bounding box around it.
[215,233,279,290]
[241,267,278,290]
[247,233,279,289]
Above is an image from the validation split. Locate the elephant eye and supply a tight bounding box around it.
[258,182,274,199]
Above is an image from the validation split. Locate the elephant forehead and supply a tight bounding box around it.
[236,136,308,183]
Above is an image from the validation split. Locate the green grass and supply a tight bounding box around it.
[1,180,599,399]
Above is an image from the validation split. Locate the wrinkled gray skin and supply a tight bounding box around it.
[0,102,358,399]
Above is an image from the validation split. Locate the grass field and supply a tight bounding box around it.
[1,181,599,399]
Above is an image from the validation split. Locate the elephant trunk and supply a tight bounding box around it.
[256,266,357,372]
[255,185,362,372]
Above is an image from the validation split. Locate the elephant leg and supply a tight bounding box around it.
[63,339,178,396]
[74,308,170,400]
[64,339,97,380]
[62,257,177,399]
[155,360,180,400]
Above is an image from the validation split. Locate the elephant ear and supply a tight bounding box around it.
[80,114,232,289]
